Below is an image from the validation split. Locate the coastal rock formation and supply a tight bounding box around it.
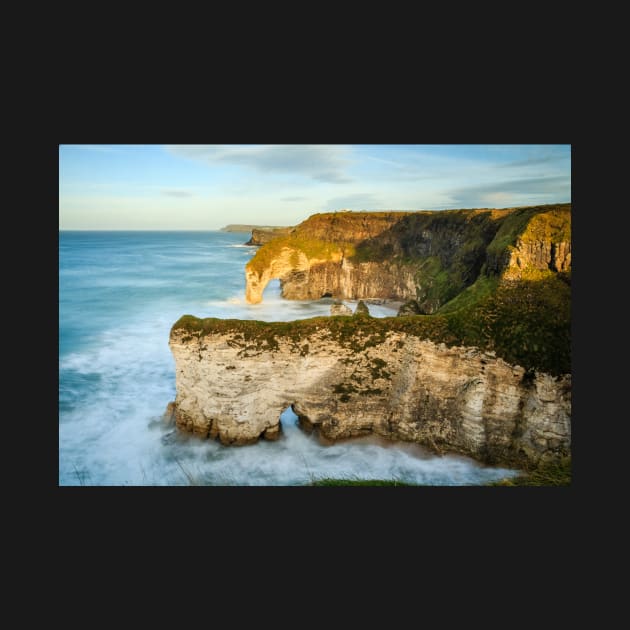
[503,240,571,280]
[244,204,571,313]
[397,300,422,316]
[278,260,417,305]
[330,302,352,316]
[354,300,370,316]
[245,226,293,246]
[169,321,570,467]
[170,203,571,471]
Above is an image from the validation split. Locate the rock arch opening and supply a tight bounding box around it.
[279,405,299,432]
[279,404,315,436]
[262,278,282,301]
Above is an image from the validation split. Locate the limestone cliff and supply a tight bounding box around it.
[169,317,570,467]
[244,204,571,312]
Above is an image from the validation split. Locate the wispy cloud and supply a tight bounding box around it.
[281,196,308,202]
[325,193,384,211]
[500,155,566,168]
[449,175,571,207]
[161,189,194,198]
[166,144,352,183]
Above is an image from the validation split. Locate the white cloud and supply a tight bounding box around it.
[166,144,352,183]
[448,175,571,207]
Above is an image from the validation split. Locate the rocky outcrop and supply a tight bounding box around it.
[503,240,571,280]
[245,227,292,246]
[354,300,370,316]
[486,205,571,279]
[169,322,570,467]
[397,300,422,316]
[279,260,417,304]
[331,302,352,316]
[244,211,416,304]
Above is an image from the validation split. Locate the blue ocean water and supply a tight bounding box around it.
[59,231,518,486]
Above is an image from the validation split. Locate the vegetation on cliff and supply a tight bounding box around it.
[246,235,356,274]
[307,458,572,486]
[172,267,570,375]
[245,226,293,246]
[308,478,418,486]
[245,203,571,314]
[488,457,571,486]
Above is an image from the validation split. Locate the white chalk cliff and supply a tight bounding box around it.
[168,321,570,467]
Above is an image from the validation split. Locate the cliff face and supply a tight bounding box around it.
[244,212,409,304]
[501,209,571,279]
[245,226,292,246]
[280,260,417,301]
[245,204,571,312]
[169,322,570,467]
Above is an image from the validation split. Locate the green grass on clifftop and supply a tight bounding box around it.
[308,478,418,486]
[486,203,570,257]
[246,235,356,275]
[488,458,571,486]
[172,271,570,375]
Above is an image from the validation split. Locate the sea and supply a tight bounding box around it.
[59,230,518,486]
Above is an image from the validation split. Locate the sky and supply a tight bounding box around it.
[59,144,571,230]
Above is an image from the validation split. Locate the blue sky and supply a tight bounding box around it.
[59,144,571,229]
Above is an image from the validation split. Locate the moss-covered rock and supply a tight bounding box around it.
[397,299,422,316]
[354,300,370,317]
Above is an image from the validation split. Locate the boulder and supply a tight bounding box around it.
[354,300,370,316]
[397,300,422,316]
[331,302,353,316]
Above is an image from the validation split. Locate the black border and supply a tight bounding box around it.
[50,100,578,563]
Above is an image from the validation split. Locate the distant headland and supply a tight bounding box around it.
[220,224,288,233]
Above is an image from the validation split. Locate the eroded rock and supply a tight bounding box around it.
[331,302,352,316]
[168,325,571,468]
